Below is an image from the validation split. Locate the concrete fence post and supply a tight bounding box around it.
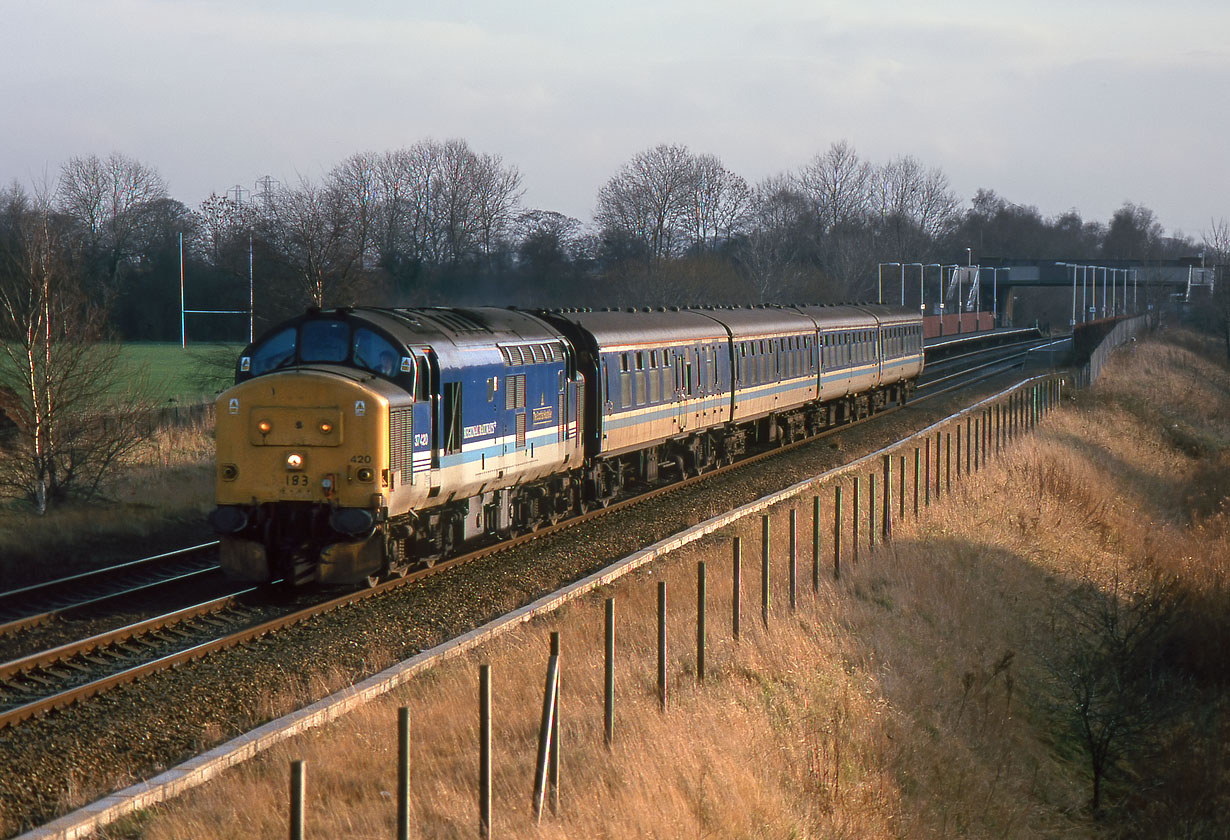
[697,562,706,681]
[868,473,876,551]
[833,485,842,581]
[532,652,559,822]
[604,598,614,748]
[898,455,905,521]
[398,708,410,840]
[882,455,892,542]
[761,515,770,628]
[788,509,797,612]
[913,447,919,518]
[657,582,667,712]
[732,538,741,641]
[812,495,821,592]
[852,476,860,563]
[479,665,492,839]
[289,760,305,840]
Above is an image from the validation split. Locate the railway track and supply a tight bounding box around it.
[919,332,1058,395]
[0,543,223,636]
[0,337,1054,731]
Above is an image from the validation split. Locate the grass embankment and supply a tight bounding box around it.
[104,330,1229,838]
[0,343,236,584]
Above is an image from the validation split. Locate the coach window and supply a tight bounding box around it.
[250,327,296,375]
[619,354,632,408]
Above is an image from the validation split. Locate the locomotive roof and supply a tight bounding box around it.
[238,307,570,376]
[348,307,568,370]
[353,307,564,347]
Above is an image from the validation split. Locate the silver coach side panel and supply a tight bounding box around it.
[794,305,880,401]
[561,310,730,457]
[698,307,818,424]
[863,306,925,385]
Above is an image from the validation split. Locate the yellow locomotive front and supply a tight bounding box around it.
[211,369,403,586]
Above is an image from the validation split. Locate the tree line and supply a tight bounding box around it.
[2,140,1222,344]
[0,140,1225,509]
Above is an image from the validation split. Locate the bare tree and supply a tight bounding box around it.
[370,139,522,270]
[196,192,249,263]
[0,185,151,512]
[870,155,959,257]
[1103,202,1164,261]
[329,151,382,270]
[735,175,817,301]
[595,144,697,262]
[55,152,168,290]
[259,176,362,308]
[685,153,752,252]
[1201,217,1230,360]
[1043,571,1184,813]
[796,140,871,234]
[470,149,524,258]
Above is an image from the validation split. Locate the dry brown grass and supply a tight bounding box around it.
[103,328,1228,839]
[0,419,215,584]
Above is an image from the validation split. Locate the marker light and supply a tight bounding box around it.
[286,453,304,470]
[257,420,272,434]
[319,421,333,434]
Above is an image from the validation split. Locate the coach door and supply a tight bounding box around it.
[673,347,690,432]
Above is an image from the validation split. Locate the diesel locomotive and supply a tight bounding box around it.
[208,303,923,586]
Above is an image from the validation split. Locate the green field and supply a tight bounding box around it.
[0,342,244,406]
[117,342,244,404]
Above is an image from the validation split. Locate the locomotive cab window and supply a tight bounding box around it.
[250,327,296,375]
[352,328,401,378]
[299,320,349,363]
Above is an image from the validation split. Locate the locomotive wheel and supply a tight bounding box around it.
[439,514,461,557]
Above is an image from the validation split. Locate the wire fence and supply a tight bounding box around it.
[1074,315,1147,388]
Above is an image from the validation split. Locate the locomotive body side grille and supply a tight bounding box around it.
[390,407,413,477]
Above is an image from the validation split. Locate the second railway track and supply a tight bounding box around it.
[1,348,1059,837]
[0,339,1043,732]
[0,543,223,636]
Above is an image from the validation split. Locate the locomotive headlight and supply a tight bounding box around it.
[257,419,273,435]
[286,452,304,470]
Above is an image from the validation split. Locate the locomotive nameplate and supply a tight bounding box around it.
[249,406,343,446]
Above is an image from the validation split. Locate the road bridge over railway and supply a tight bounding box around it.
[876,258,1218,335]
[975,258,1216,329]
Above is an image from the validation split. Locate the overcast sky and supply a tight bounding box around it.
[3,0,1227,241]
